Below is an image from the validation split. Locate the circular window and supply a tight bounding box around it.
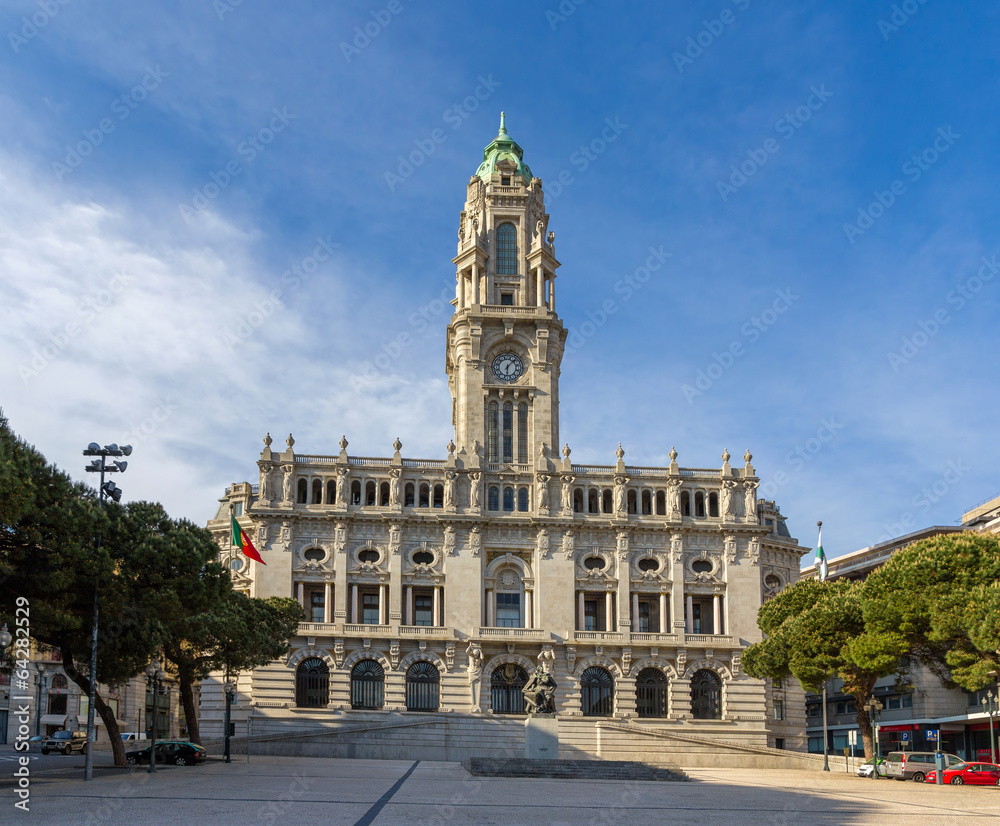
[358,548,379,564]
[584,556,606,570]
[229,558,243,572]
[413,551,434,566]
[764,574,781,589]
[304,548,324,562]
[692,559,713,574]
[638,558,659,573]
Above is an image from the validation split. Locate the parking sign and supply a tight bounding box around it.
[900,731,910,743]
[926,729,938,742]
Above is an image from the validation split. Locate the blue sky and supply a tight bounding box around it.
[2,0,997,563]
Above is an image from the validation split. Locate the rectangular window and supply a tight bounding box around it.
[500,292,514,305]
[807,703,820,718]
[502,403,513,464]
[902,694,912,708]
[773,700,784,721]
[233,502,243,516]
[517,404,528,464]
[636,600,659,633]
[362,593,380,625]
[887,695,901,710]
[496,593,520,628]
[584,599,601,632]
[414,594,433,627]
[310,591,325,623]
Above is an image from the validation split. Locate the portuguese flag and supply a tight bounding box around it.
[232,515,265,565]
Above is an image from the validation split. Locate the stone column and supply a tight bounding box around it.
[472,262,480,305]
[632,593,639,631]
[379,584,387,626]
[686,594,694,634]
[659,592,667,634]
[578,591,585,631]
[525,589,533,629]
[457,272,465,310]
[550,277,556,312]
[536,266,544,307]
[296,582,304,609]
[605,592,613,633]
[486,588,494,627]
[713,594,722,636]
[324,583,332,624]
[350,584,358,624]
[433,586,441,627]
[405,586,413,626]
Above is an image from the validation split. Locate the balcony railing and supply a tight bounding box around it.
[572,631,626,642]
[298,623,337,634]
[343,623,391,636]
[630,633,680,643]
[478,627,549,640]
[684,634,737,646]
[398,625,450,637]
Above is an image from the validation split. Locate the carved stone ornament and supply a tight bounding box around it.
[281,465,294,504]
[566,645,577,670]
[445,642,456,672]
[444,525,457,556]
[749,538,760,566]
[676,649,687,672]
[621,647,632,676]
[744,480,758,524]
[469,471,482,509]
[536,527,550,558]
[562,529,575,560]
[671,533,683,562]
[388,524,402,554]
[725,535,737,564]
[667,479,682,517]
[389,468,402,506]
[390,640,400,670]
[731,652,741,677]
[333,639,345,668]
[468,526,481,557]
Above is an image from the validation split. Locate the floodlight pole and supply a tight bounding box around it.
[82,442,131,781]
[822,681,830,771]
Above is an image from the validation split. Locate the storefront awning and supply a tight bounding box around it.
[39,715,67,727]
[879,724,917,733]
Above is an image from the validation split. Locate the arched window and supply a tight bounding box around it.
[491,663,528,714]
[326,479,337,504]
[350,660,385,710]
[680,490,691,516]
[635,667,669,718]
[487,401,499,463]
[588,489,599,513]
[351,480,361,505]
[502,487,515,512]
[691,669,722,719]
[495,567,523,627]
[573,488,584,513]
[419,483,430,508]
[48,673,68,715]
[404,482,415,507]
[581,666,613,717]
[488,486,500,511]
[517,487,529,512]
[602,489,612,514]
[295,658,329,708]
[366,481,377,506]
[297,478,308,504]
[312,479,323,504]
[502,402,513,463]
[405,661,440,711]
[641,490,652,515]
[433,484,444,508]
[695,491,706,517]
[517,403,528,464]
[708,492,719,517]
[496,222,518,275]
[379,481,390,506]
[627,489,637,514]
[655,490,666,516]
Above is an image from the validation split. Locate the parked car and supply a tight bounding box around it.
[857,757,886,778]
[40,730,88,755]
[884,751,964,782]
[925,762,1000,786]
[125,740,207,766]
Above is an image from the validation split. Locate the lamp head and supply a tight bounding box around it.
[84,442,101,455]
[121,445,133,456]
[0,623,11,649]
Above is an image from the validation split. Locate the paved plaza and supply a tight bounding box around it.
[4,755,1000,824]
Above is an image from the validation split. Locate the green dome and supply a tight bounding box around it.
[475,112,533,183]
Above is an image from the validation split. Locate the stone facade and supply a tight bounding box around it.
[205,116,808,758]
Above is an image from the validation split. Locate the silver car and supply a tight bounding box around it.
[884,750,963,782]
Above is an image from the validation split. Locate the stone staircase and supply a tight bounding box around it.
[462,757,688,782]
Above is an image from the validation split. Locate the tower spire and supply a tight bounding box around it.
[499,111,507,135]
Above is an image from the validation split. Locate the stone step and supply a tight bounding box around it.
[462,757,688,782]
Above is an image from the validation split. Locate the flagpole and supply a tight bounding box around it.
[818,520,830,771]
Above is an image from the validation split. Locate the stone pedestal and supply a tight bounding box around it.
[524,715,559,760]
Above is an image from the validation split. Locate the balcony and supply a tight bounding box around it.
[398,625,452,639]
[630,633,680,644]
[343,624,392,636]
[684,634,738,646]
[477,627,550,640]
[572,631,626,643]
[298,623,337,635]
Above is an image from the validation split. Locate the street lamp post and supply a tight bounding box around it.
[864,697,884,779]
[0,624,11,664]
[981,691,998,765]
[82,441,131,782]
[145,660,165,774]
[34,664,47,737]
[821,682,830,771]
[224,676,237,764]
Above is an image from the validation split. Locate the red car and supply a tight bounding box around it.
[925,762,1000,786]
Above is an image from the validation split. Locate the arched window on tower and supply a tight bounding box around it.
[574,488,584,513]
[517,403,528,464]
[405,662,440,712]
[502,402,513,464]
[350,660,385,710]
[433,484,444,508]
[642,490,652,515]
[311,479,323,504]
[681,490,691,516]
[496,222,518,275]
[404,482,415,507]
[419,483,430,508]
[351,480,361,505]
[297,478,308,504]
[691,669,722,719]
[708,492,719,517]
[326,479,337,505]
[295,658,329,708]
[503,487,515,512]
[581,666,614,717]
[488,486,500,511]
[487,402,499,463]
[635,667,669,718]
[366,481,377,506]
[695,491,706,518]
[379,481,390,506]
[655,490,666,515]
[517,487,529,512]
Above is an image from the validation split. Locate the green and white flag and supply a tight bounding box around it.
[816,525,828,581]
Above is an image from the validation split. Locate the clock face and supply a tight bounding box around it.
[492,352,524,382]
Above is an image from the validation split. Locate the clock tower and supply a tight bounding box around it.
[446,114,565,469]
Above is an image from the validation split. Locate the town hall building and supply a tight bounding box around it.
[206,115,809,763]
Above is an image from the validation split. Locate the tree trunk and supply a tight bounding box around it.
[855,705,874,759]
[177,663,200,745]
[60,644,127,767]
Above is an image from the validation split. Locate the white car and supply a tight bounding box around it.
[857,758,885,777]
